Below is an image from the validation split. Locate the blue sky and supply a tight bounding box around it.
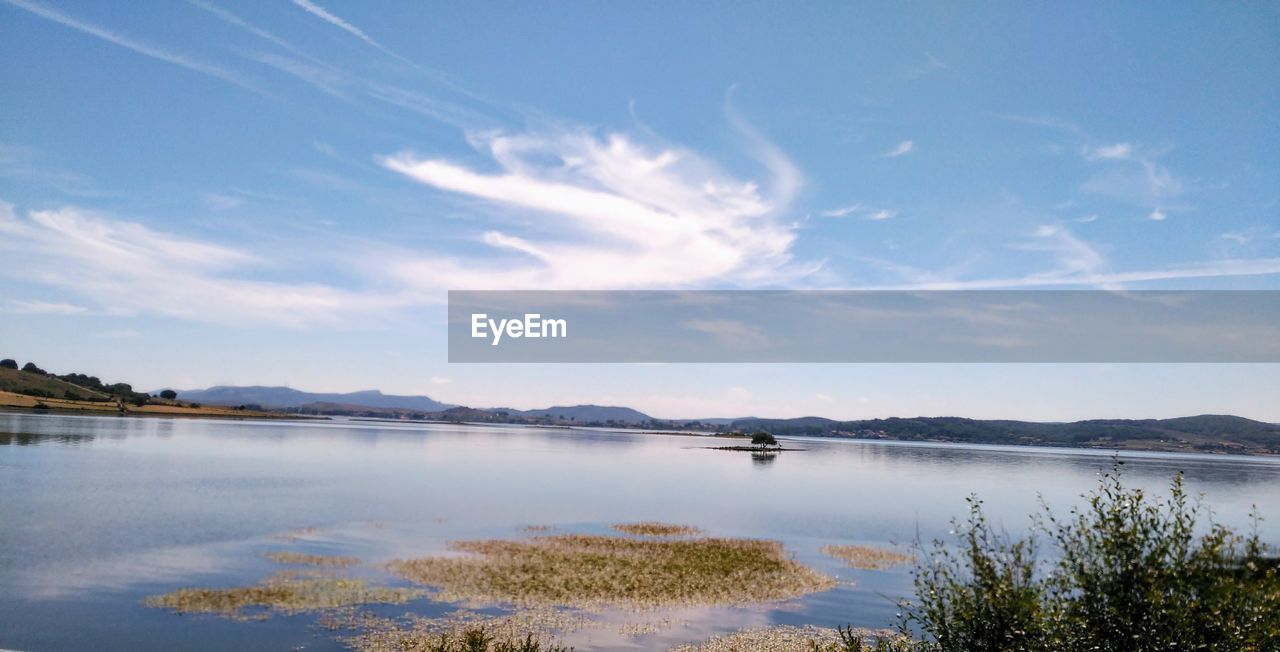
[2,1,1278,420]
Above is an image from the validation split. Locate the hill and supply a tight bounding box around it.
[508,405,652,424]
[178,386,453,412]
[0,366,110,401]
[0,365,283,419]
[729,414,1280,455]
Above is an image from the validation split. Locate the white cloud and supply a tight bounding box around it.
[382,127,809,290]
[1082,142,1132,160]
[1148,208,1168,221]
[429,376,453,385]
[867,209,898,221]
[1075,214,1098,223]
[0,203,401,326]
[884,140,914,158]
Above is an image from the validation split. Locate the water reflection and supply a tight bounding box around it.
[1,412,1278,652]
[1,430,95,446]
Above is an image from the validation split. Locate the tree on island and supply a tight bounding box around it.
[751,430,778,451]
[159,389,178,400]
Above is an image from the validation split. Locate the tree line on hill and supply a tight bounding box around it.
[1,358,179,406]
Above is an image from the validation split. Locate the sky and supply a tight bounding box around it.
[1,1,1278,421]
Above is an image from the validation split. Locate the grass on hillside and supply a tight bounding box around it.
[0,367,109,401]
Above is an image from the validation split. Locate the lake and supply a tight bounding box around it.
[2,412,1278,651]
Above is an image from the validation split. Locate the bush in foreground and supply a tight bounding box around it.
[897,466,1280,652]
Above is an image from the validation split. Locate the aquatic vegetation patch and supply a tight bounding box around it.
[144,571,423,618]
[821,544,913,570]
[388,533,836,610]
[264,551,360,567]
[343,608,586,652]
[670,625,905,652]
[610,522,702,536]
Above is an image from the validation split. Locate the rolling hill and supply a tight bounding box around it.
[177,386,454,412]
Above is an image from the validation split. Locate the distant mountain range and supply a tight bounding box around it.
[174,386,651,424]
[177,386,454,412]
[493,405,653,424]
[169,385,1279,454]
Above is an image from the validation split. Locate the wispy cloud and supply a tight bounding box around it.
[188,0,307,58]
[1020,224,1107,277]
[1082,158,1184,205]
[903,51,948,78]
[1148,208,1168,221]
[381,124,811,290]
[1082,142,1132,160]
[820,204,862,218]
[0,203,401,326]
[3,0,254,91]
[290,0,382,48]
[0,143,108,197]
[884,140,914,158]
[862,257,1280,290]
[8,299,90,315]
[203,193,243,210]
[289,0,426,73]
[859,224,1280,289]
[820,203,897,220]
[242,50,351,98]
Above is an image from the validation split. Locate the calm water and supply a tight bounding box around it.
[2,412,1278,651]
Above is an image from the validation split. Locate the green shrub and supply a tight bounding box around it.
[897,466,1280,652]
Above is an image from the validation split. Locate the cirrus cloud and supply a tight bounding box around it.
[381,127,812,290]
